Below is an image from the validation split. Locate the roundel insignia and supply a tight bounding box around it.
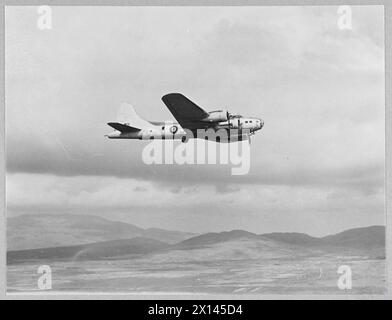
[170,125,178,134]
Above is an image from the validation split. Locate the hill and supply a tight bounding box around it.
[177,230,259,248]
[7,237,169,264]
[260,232,322,247]
[7,214,195,250]
[177,225,385,250]
[7,213,385,265]
[321,225,385,249]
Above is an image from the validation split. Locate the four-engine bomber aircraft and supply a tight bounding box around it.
[106,93,264,143]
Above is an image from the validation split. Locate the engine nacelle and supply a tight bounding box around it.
[201,110,229,122]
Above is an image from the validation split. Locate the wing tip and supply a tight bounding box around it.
[162,92,184,101]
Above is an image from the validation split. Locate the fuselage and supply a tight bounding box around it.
[107,116,264,143]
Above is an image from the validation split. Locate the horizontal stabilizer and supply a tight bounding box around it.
[107,122,140,133]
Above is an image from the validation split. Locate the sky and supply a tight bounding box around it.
[5,6,385,236]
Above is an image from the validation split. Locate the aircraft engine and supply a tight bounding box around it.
[201,110,229,122]
[228,120,239,129]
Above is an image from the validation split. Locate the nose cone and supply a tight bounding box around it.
[255,118,264,131]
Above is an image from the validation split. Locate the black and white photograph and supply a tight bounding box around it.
[3,4,388,298]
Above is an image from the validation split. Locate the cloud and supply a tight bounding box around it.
[6,172,385,236]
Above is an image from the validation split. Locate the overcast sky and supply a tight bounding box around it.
[5,6,385,236]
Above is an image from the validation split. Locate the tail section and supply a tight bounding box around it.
[116,103,155,130]
[108,103,155,132]
[107,122,140,133]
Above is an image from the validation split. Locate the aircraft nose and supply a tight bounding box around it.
[259,119,264,129]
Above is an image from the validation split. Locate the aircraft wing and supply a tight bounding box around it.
[162,93,210,130]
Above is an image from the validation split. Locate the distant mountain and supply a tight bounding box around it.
[7,223,385,265]
[321,225,385,249]
[178,230,259,248]
[177,226,385,251]
[263,226,385,250]
[7,237,169,264]
[7,213,385,265]
[143,228,197,245]
[7,214,195,250]
[261,232,323,247]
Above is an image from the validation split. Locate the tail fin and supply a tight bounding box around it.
[112,103,155,131]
